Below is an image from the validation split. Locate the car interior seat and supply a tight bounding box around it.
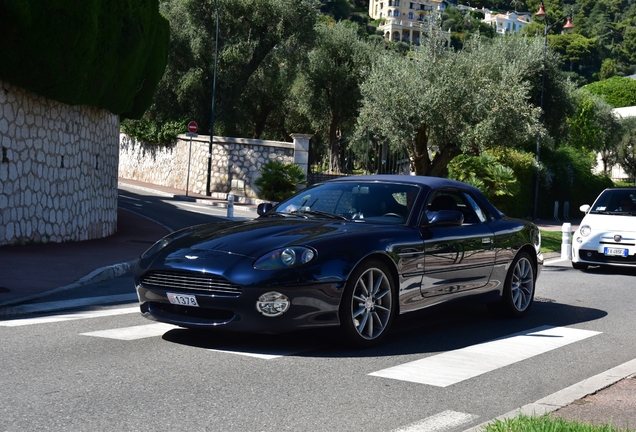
[429,195,458,212]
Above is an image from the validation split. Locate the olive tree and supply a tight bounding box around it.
[567,89,623,174]
[292,20,376,172]
[355,35,546,176]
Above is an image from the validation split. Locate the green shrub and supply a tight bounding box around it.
[448,149,536,218]
[538,146,614,219]
[120,118,185,146]
[0,0,169,119]
[255,161,306,202]
[584,76,636,108]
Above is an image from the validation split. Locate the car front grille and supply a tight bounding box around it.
[140,270,242,296]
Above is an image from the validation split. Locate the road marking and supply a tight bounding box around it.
[544,257,571,266]
[7,294,138,315]
[209,346,308,360]
[370,326,600,387]
[392,411,479,432]
[0,306,140,327]
[81,323,177,340]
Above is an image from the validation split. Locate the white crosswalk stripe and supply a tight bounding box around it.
[81,323,177,340]
[391,410,479,432]
[370,325,600,387]
[0,306,140,327]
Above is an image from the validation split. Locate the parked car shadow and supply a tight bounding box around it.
[161,299,607,358]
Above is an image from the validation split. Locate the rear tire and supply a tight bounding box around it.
[339,259,396,349]
[490,251,535,318]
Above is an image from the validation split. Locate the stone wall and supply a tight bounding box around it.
[119,133,311,200]
[0,80,119,246]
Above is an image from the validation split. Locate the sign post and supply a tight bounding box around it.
[185,122,198,197]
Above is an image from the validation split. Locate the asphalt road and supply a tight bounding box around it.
[2,257,635,431]
[2,188,635,431]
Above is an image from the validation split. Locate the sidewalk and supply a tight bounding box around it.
[0,179,634,430]
[0,178,259,309]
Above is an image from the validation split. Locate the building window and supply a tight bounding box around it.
[388,0,393,5]
[393,9,399,17]
[408,12,413,19]
[419,13,424,20]
[394,0,400,5]
[410,2,414,8]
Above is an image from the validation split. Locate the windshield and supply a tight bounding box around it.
[589,189,636,215]
[269,182,423,224]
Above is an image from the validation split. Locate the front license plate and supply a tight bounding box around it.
[167,292,199,307]
[604,247,628,257]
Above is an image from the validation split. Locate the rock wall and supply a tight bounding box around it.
[119,133,309,200]
[0,80,119,246]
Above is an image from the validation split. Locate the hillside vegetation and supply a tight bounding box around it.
[0,0,170,119]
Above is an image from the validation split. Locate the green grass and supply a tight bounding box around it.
[540,229,563,254]
[483,413,633,432]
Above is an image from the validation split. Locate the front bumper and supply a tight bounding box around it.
[135,282,343,333]
[572,231,636,267]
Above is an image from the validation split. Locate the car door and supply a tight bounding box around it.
[418,191,496,299]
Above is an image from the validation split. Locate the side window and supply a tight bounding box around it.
[426,191,486,224]
[462,193,489,223]
[426,192,461,222]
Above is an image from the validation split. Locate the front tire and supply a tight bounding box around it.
[339,259,396,348]
[490,251,535,318]
[571,261,588,270]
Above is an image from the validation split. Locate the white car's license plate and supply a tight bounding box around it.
[604,247,628,257]
[167,292,199,307]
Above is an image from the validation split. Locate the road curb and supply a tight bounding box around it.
[464,359,636,431]
[0,260,136,312]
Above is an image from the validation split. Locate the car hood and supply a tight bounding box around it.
[157,217,380,260]
[579,213,636,232]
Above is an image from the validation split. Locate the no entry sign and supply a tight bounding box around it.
[187,121,198,133]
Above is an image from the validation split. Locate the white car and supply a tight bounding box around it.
[572,187,636,270]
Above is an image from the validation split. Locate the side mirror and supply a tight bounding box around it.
[427,210,464,227]
[579,204,590,213]
[257,202,274,216]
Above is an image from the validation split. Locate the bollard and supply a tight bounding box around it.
[227,194,234,218]
[561,222,572,260]
[553,201,560,221]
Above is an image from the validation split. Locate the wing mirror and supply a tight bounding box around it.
[257,202,274,216]
[427,210,464,226]
[579,204,590,213]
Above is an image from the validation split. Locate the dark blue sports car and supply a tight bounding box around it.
[134,175,543,348]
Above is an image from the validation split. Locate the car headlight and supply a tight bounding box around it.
[579,225,591,237]
[141,238,173,259]
[254,247,316,270]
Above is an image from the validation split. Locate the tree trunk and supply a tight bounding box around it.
[411,123,431,176]
[328,120,340,173]
[428,145,461,178]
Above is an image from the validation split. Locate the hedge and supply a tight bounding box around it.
[0,0,169,119]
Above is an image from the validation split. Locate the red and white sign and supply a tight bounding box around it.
[187,121,198,133]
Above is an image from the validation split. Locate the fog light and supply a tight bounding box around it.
[256,292,290,317]
[576,237,582,243]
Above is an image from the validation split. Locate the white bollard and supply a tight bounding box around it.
[227,194,234,218]
[561,222,572,260]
